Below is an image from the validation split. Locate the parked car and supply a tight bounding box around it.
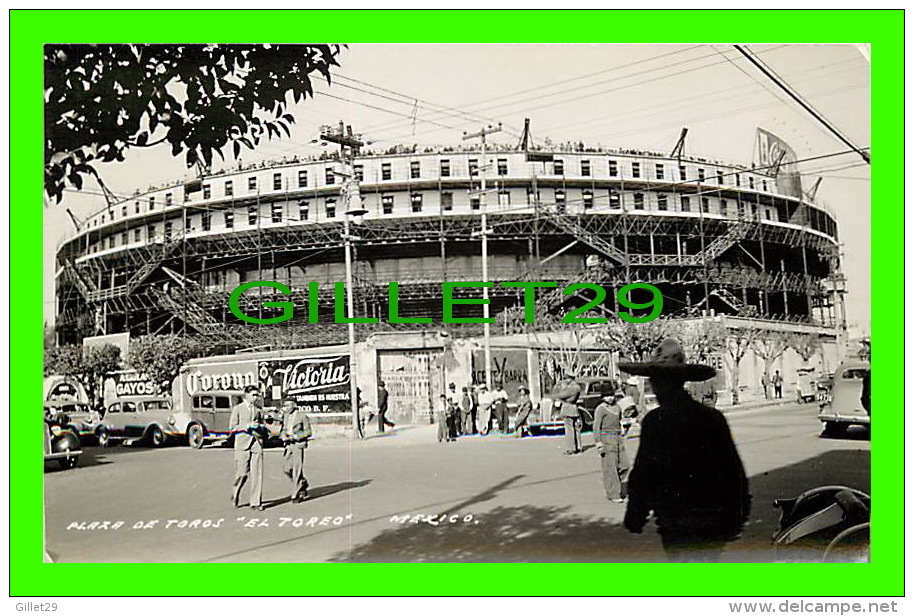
[43,397,100,444]
[529,377,617,434]
[95,397,191,447]
[796,367,818,403]
[44,414,81,470]
[817,359,870,436]
[183,390,283,449]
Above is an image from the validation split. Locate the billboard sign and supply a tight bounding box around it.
[258,355,351,414]
[756,128,803,199]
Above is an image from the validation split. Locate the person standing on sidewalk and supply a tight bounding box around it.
[460,386,474,435]
[554,374,582,455]
[772,371,784,399]
[435,394,450,443]
[620,339,751,563]
[377,381,396,432]
[492,383,510,433]
[593,391,628,501]
[477,385,493,435]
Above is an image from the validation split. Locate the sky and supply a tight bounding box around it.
[44,44,871,335]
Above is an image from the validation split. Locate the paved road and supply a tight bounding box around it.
[44,401,870,563]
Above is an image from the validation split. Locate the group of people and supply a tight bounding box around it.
[761,370,785,399]
[434,382,536,442]
[230,385,313,510]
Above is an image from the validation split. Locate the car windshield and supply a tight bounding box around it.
[145,400,170,411]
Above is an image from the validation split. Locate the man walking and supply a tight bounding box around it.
[230,385,267,511]
[554,374,582,455]
[621,339,751,562]
[772,370,784,399]
[593,391,628,501]
[377,381,395,432]
[281,400,312,503]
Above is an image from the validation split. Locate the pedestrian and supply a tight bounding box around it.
[513,385,533,437]
[593,391,628,501]
[477,385,493,435]
[760,373,770,399]
[620,338,751,562]
[460,386,474,434]
[280,400,312,503]
[772,370,784,399]
[230,385,266,511]
[435,394,450,443]
[446,382,461,435]
[377,381,395,432]
[468,384,479,434]
[554,374,582,454]
[492,383,509,433]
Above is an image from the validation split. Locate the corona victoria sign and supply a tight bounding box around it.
[259,356,351,414]
[184,365,258,396]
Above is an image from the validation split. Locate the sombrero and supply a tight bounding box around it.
[617,338,716,382]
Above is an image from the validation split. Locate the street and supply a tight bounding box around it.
[44,401,870,563]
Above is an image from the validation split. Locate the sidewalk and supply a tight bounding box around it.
[718,397,796,415]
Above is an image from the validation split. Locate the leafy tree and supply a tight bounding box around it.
[678,318,727,364]
[45,44,342,202]
[789,332,823,364]
[724,325,765,405]
[44,343,122,408]
[128,334,202,396]
[597,317,678,363]
[753,330,792,394]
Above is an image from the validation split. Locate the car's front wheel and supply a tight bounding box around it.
[186,424,205,449]
[822,421,846,437]
[147,425,166,447]
[96,426,111,447]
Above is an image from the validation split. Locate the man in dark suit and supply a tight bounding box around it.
[621,339,751,562]
[281,399,313,503]
[230,385,266,511]
[377,381,395,432]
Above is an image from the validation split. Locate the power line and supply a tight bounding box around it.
[733,45,870,164]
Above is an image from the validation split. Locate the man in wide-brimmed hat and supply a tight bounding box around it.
[620,338,751,562]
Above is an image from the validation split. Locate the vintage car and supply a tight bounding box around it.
[44,416,81,470]
[817,359,870,436]
[183,390,283,449]
[43,397,100,444]
[95,397,192,447]
[529,377,617,434]
[796,367,819,403]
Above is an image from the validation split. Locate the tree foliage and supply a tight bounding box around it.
[597,317,678,363]
[44,343,122,407]
[724,325,766,404]
[753,330,792,380]
[127,334,202,396]
[789,332,823,364]
[45,44,342,202]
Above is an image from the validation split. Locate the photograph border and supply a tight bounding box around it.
[12,9,903,596]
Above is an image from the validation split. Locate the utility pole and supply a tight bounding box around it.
[463,123,501,389]
[320,122,367,439]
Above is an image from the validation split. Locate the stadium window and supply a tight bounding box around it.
[737,201,746,218]
[441,192,453,212]
[526,187,538,206]
[101,215,106,223]
[381,195,394,215]
[468,159,479,177]
[498,189,510,207]
[147,224,155,240]
[299,201,310,221]
[224,211,234,229]
[765,210,772,221]
[555,189,566,206]
[381,163,392,180]
[631,162,641,178]
[108,236,115,249]
[149,196,156,209]
[121,205,127,217]
[762,180,768,191]
[701,197,710,213]
[353,165,364,181]
[273,173,282,191]
[440,159,451,177]
[679,165,686,181]
[554,159,564,175]
[248,176,257,192]
[581,160,591,177]
[497,158,508,176]
[470,196,480,211]
[411,192,423,212]
[272,202,283,223]
[410,161,421,179]
[735,174,741,187]
[298,170,308,188]
[201,184,210,199]
[680,196,691,212]
[657,194,668,211]
[634,193,645,210]
[185,216,193,232]
[248,205,258,226]
[202,211,212,231]
[325,198,336,218]
[609,190,621,209]
[655,164,664,180]
[135,201,140,214]
[164,222,173,241]
[225,181,233,197]
[325,167,335,185]
[697,168,705,182]
[717,169,724,185]
[749,176,755,189]
[583,189,594,209]
[608,160,618,177]
[121,232,128,246]
[166,193,173,206]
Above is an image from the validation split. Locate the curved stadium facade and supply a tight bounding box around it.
[55,144,844,351]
